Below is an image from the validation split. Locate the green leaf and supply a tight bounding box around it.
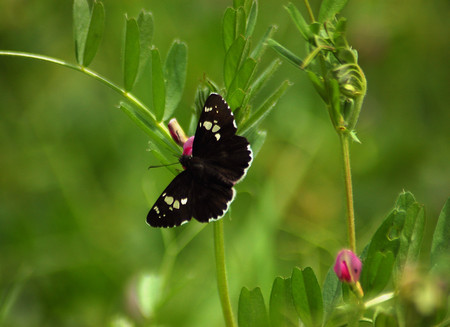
[291,267,323,327]
[248,59,282,100]
[240,80,291,136]
[267,39,303,68]
[82,0,105,67]
[251,25,277,60]
[431,198,450,272]
[322,266,341,325]
[360,193,414,296]
[73,0,90,65]
[373,310,399,327]
[318,0,349,23]
[243,0,253,14]
[151,48,165,122]
[222,7,236,51]
[333,18,349,49]
[227,88,246,113]
[236,7,247,39]
[123,17,140,92]
[395,191,416,210]
[233,0,245,9]
[137,10,154,77]
[245,1,258,37]
[329,78,342,127]
[163,40,187,121]
[306,71,327,102]
[285,3,313,41]
[246,129,266,158]
[228,58,257,98]
[224,36,247,89]
[269,277,297,327]
[238,287,269,327]
[394,195,425,279]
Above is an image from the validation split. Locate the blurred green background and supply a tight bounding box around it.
[0,0,448,326]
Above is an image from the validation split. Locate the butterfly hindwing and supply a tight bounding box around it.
[147,171,194,228]
[190,178,236,223]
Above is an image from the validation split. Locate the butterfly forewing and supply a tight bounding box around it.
[147,171,194,228]
[193,93,252,184]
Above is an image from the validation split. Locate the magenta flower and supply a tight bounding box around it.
[334,249,362,284]
[182,136,194,156]
[168,118,193,156]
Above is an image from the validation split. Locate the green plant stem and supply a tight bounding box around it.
[0,50,177,150]
[213,220,236,327]
[339,132,356,253]
[303,0,315,22]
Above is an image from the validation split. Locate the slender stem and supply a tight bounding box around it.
[213,220,236,327]
[303,0,316,22]
[0,50,176,150]
[339,132,356,253]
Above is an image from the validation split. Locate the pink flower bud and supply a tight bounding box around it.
[334,249,362,284]
[168,118,188,147]
[182,136,194,156]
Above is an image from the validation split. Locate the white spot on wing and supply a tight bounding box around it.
[215,133,221,141]
[203,121,212,130]
[181,198,188,205]
[212,125,220,133]
[205,106,213,112]
[164,196,174,205]
[173,200,180,209]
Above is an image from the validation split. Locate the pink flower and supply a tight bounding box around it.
[168,118,188,146]
[167,118,193,156]
[334,249,362,283]
[182,136,194,156]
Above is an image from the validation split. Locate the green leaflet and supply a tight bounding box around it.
[238,287,269,327]
[163,41,187,121]
[291,267,323,327]
[123,17,140,92]
[151,48,165,122]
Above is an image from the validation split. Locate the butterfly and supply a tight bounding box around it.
[147,93,253,228]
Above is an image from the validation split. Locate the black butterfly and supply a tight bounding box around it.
[147,93,253,228]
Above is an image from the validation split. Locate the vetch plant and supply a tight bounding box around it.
[236,0,449,327]
[1,0,448,326]
[1,0,289,326]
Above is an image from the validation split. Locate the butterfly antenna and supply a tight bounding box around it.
[148,162,179,170]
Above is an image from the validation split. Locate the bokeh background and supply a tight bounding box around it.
[1,0,448,326]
